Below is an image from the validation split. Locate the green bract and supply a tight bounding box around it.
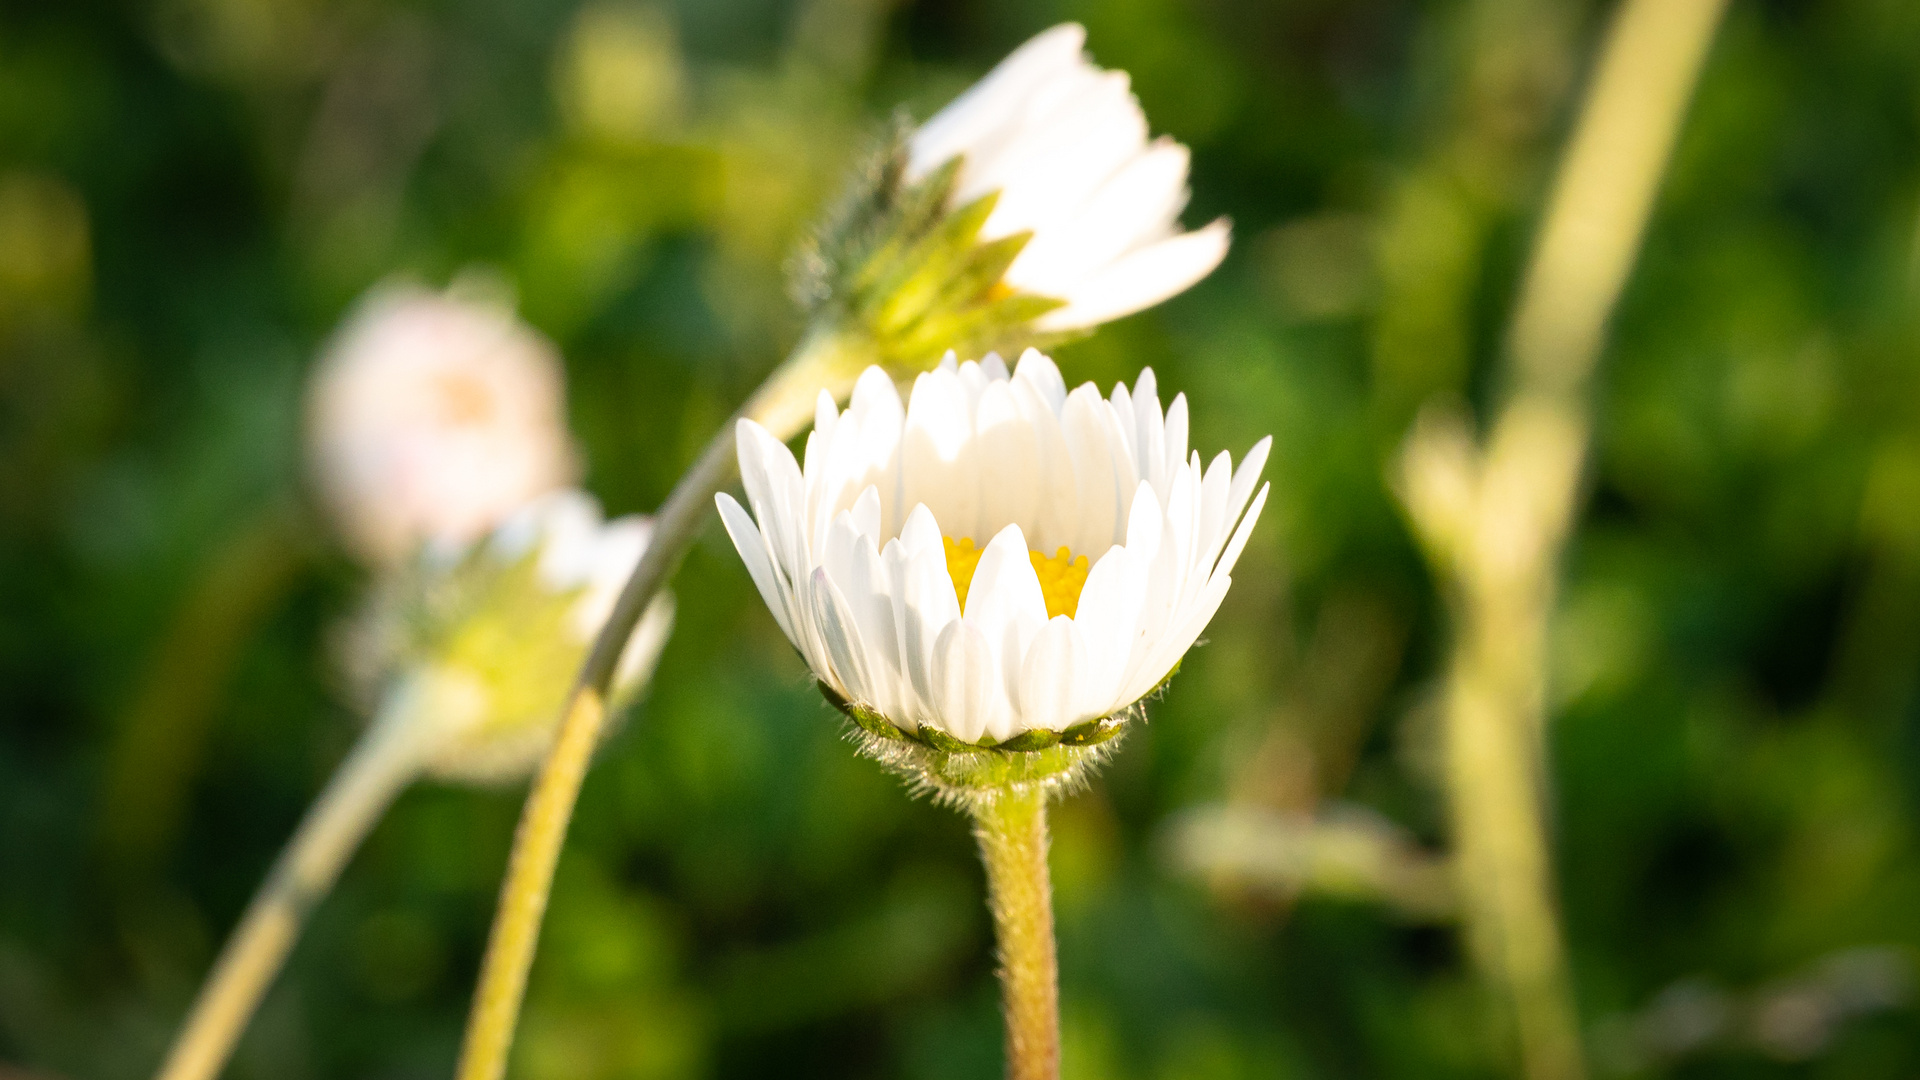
[790,133,1072,373]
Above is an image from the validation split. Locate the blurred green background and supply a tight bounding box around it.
[7,0,1920,1077]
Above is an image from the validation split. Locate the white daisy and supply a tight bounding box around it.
[907,23,1231,332]
[717,349,1268,749]
[306,282,579,565]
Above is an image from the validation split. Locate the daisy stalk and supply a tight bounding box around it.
[155,493,671,1080]
[717,352,1269,1077]
[152,286,662,1080]
[456,22,1232,1080]
[1396,1,1728,1077]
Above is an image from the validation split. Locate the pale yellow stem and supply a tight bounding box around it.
[972,787,1059,1080]
[456,690,604,1080]
[153,708,426,1080]
[1398,2,1729,1079]
[452,329,869,1080]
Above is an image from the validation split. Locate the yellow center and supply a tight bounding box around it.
[433,371,496,425]
[943,535,1091,620]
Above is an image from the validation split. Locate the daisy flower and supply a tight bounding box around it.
[717,349,1267,776]
[352,490,674,782]
[794,25,1230,375]
[905,23,1231,333]
[307,282,578,565]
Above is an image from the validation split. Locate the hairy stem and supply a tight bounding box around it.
[453,328,869,1080]
[972,787,1060,1080]
[154,708,425,1080]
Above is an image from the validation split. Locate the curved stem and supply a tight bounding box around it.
[457,691,604,1080]
[154,709,425,1080]
[453,328,868,1080]
[972,787,1059,1080]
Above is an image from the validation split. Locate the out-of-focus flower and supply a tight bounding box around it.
[715,350,1266,792]
[307,282,579,565]
[351,490,674,782]
[791,25,1228,374]
[905,23,1230,332]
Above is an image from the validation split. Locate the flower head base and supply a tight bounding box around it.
[307,280,579,565]
[793,24,1228,375]
[717,350,1268,798]
[347,490,673,783]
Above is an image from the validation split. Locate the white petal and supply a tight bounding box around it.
[971,380,1041,541]
[1210,482,1269,585]
[1012,348,1068,412]
[849,484,883,544]
[737,419,809,579]
[1128,368,1167,496]
[844,535,903,718]
[1018,616,1086,732]
[1036,219,1231,331]
[1228,436,1272,524]
[1163,394,1190,489]
[716,493,797,643]
[1124,572,1232,706]
[1061,385,1122,556]
[973,70,1148,241]
[899,528,962,729]
[902,366,979,541]
[930,619,1006,744]
[1004,138,1192,293]
[898,502,945,558]
[964,524,1049,704]
[1199,448,1235,565]
[907,24,1088,180]
[1010,372,1080,553]
[809,567,874,704]
[1071,543,1147,716]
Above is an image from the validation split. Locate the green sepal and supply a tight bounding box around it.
[934,229,1031,312]
[793,131,1072,376]
[912,723,976,753]
[1058,717,1125,746]
[890,292,1066,369]
[863,190,998,332]
[816,681,1129,755]
[818,680,909,742]
[994,728,1062,752]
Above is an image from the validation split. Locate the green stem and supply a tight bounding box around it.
[972,787,1060,1080]
[153,706,426,1080]
[1408,2,1728,1077]
[453,327,870,1080]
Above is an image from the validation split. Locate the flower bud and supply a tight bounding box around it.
[346,490,674,783]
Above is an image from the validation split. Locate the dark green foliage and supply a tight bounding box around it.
[7,1,1920,1079]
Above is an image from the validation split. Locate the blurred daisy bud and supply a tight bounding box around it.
[792,24,1230,373]
[307,281,580,566]
[716,349,1267,800]
[350,490,674,783]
